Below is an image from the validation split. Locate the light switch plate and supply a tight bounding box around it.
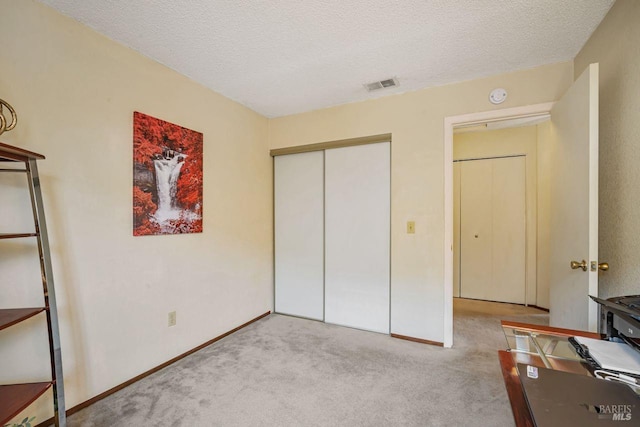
[407,221,415,234]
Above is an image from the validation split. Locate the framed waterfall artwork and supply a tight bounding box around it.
[133,112,203,236]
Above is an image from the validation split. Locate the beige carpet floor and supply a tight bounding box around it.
[61,298,548,426]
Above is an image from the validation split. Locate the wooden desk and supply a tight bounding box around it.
[499,321,603,427]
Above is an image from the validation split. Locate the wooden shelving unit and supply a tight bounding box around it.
[0,141,66,426]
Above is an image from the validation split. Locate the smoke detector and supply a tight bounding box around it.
[364,77,399,92]
[489,88,508,104]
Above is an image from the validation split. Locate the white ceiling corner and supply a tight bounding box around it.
[37,0,614,118]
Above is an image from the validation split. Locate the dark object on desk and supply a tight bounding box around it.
[568,336,600,368]
[517,363,639,426]
[590,295,640,352]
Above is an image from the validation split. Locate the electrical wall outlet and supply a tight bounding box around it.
[168,311,176,327]
[407,221,416,234]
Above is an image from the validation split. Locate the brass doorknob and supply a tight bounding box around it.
[570,260,588,271]
[590,261,610,272]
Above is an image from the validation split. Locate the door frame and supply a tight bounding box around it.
[443,102,553,348]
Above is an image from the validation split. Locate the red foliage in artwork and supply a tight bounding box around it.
[133,186,160,236]
[133,112,203,236]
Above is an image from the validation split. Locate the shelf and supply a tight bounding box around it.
[0,382,52,426]
[0,141,45,162]
[0,308,46,332]
[0,233,38,240]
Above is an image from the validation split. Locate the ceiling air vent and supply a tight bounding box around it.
[364,77,399,92]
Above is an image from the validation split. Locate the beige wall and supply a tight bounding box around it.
[0,0,272,422]
[269,62,573,341]
[454,126,540,306]
[574,0,640,298]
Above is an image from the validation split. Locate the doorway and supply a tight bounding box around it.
[443,103,554,348]
[445,63,600,348]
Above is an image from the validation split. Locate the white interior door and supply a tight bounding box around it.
[549,63,599,332]
[274,151,324,320]
[459,156,526,304]
[324,142,390,333]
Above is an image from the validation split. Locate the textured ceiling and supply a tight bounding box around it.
[38,0,614,118]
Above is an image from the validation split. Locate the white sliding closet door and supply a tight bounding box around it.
[492,157,526,304]
[324,142,390,333]
[459,156,526,304]
[274,151,324,320]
